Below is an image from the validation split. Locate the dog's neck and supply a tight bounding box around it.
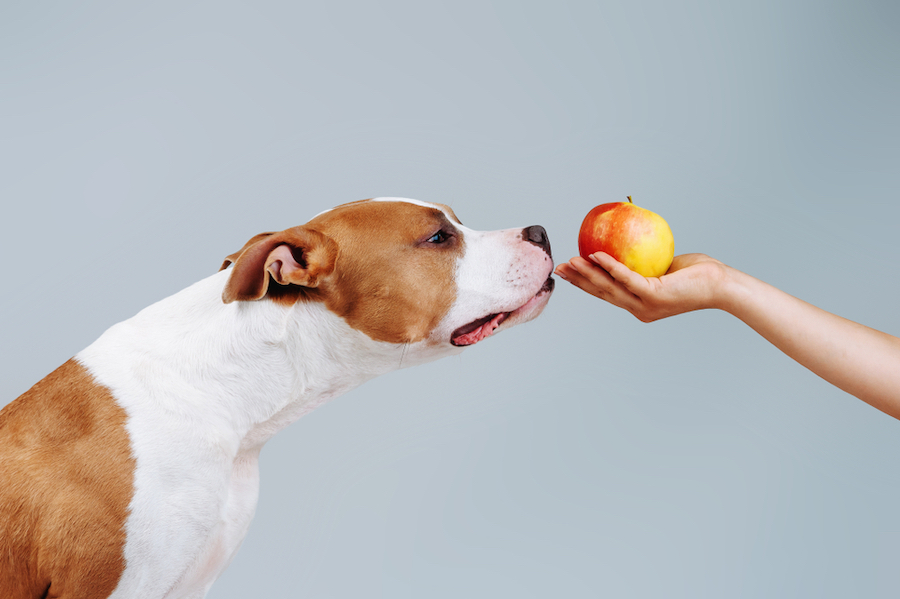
[77,269,438,455]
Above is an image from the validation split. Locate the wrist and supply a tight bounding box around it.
[713,264,755,316]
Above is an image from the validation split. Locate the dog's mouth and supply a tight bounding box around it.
[450,276,555,347]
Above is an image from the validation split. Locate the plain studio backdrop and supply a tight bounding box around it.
[2,1,899,597]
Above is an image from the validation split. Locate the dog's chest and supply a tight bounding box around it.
[162,455,261,597]
[112,453,261,599]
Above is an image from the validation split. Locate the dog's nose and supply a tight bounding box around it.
[521,225,551,257]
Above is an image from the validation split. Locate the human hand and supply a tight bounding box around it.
[554,252,729,322]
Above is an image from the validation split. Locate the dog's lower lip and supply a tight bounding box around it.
[450,276,554,347]
[450,312,509,346]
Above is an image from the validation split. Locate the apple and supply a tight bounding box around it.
[578,196,674,277]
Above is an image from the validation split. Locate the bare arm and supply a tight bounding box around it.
[555,252,900,420]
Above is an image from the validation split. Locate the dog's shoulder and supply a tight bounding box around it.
[0,359,134,598]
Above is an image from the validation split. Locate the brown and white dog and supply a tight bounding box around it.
[0,198,554,599]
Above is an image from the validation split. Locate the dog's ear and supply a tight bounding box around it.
[220,227,338,303]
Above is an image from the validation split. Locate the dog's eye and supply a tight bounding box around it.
[426,230,450,244]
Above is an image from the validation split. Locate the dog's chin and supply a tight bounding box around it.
[449,276,555,347]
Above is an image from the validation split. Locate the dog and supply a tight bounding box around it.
[0,198,554,599]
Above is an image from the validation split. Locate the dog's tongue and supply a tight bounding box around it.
[451,312,509,346]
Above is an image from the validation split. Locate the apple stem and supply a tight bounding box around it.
[627,196,633,203]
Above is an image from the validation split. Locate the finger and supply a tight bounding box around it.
[562,258,643,310]
[588,252,650,297]
[564,257,617,292]
[554,262,610,297]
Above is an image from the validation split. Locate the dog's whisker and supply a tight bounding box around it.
[399,340,410,369]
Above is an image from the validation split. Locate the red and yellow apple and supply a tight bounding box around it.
[578,197,674,277]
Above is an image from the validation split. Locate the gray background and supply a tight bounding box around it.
[2,1,899,597]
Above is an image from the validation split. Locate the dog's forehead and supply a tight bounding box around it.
[311,197,459,224]
[306,198,459,239]
[370,197,462,223]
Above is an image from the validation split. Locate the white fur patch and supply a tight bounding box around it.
[79,271,454,598]
[71,197,552,598]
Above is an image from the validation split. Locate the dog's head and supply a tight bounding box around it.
[220,198,554,351]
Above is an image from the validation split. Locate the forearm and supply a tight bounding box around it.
[717,267,900,419]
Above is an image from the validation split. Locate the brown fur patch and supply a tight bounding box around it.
[433,202,463,225]
[220,200,463,344]
[305,200,462,344]
[0,359,135,599]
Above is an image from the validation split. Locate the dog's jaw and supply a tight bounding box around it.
[450,275,555,346]
[429,218,555,348]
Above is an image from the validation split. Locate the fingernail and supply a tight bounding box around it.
[555,270,567,280]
